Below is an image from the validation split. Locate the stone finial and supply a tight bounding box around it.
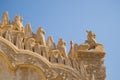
[46,36,56,50]
[69,41,79,59]
[13,15,24,32]
[68,41,73,58]
[25,23,33,38]
[1,12,10,26]
[35,27,45,45]
[72,43,79,58]
[57,38,67,58]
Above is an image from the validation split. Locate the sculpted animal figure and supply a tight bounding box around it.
[57,38,67,58]
[85,30,97,49]
[35,27,45,45]
[13,15,24,32]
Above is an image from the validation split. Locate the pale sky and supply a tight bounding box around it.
[0,0,120,80]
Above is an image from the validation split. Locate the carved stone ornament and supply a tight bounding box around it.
[0,12,106,80]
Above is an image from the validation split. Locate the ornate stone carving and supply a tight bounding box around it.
[13,15,24,32]
[50,53,57,63]
[1,11,10,26]
[68,41,80,63]
[46,36,56,50]
[39,45,47,58]
[57,38,67,58]
[78,30,104,52]
[36,27,46,45]
[34,43,41,54]
[0,12,106,80]
[16,32,24,49]
[25,23,33,38]
[64,57,71,66]
[57,54,63,64]
[85,30,97,49]
[5,29,12,42]
[25,38,35,51]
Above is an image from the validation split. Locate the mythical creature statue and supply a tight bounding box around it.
[57,38,67,58]
[78,30,104,52]
[0,12,106,80]
[35,27,45,45]
[85,30,97,49]
[79,30,98,50]
[13,15,24,32]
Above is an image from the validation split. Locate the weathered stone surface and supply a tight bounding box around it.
[0,12,106,80]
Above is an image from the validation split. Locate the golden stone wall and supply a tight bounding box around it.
[0,12,106,80]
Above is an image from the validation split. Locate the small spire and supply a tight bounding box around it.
[70,40,73,47]
[1,11,10,26]
[68,40,73,58]
[25,23,33,38]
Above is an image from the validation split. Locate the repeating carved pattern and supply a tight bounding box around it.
[0,12,106,80]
